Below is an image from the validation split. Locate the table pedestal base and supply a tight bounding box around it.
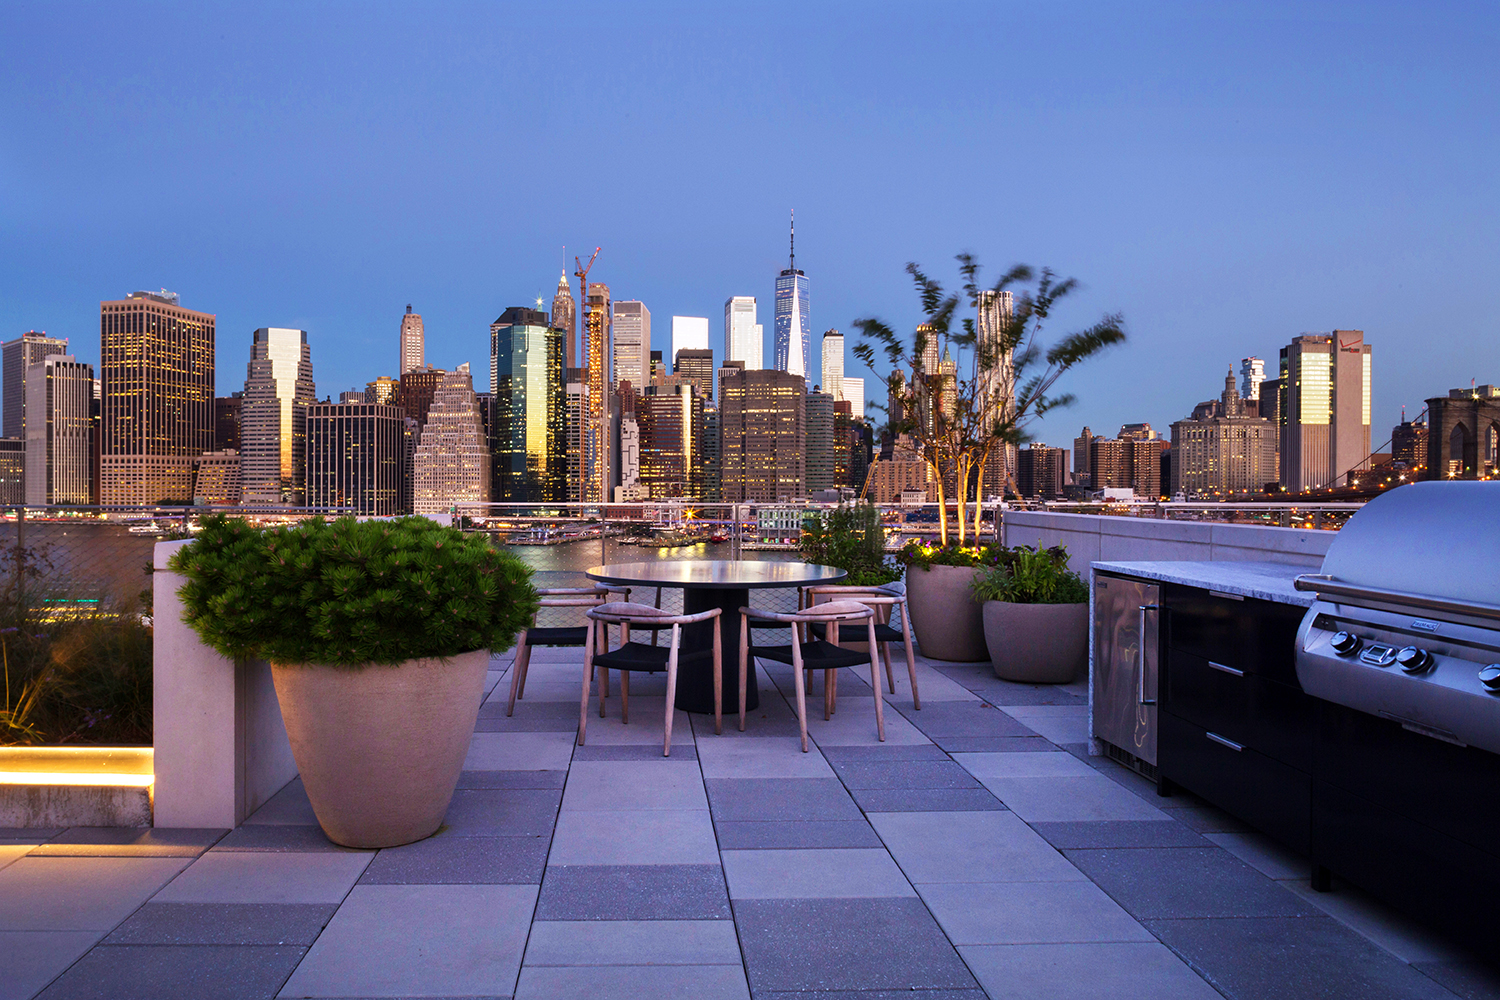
[677,587,759,715]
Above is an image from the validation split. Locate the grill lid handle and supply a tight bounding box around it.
[1293,574,1500,623]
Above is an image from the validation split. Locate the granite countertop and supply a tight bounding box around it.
[1090,560,1316,607]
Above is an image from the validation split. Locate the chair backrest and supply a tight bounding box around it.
[742,600,875,625]
[588,601,720,626]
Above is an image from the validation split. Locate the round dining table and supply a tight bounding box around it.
[584,560,847,714]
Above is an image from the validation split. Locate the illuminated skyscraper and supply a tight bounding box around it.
[24,355,93,505]
[305,402,405,515]
[1239,356,1265,402]
[612,300,650,390]
[552,272,578,370]
[843,377,865,419]
[490,306,566,501]
[4,330,68,441]
[241,328,316,505]
[724,296,762,370]
[583,282,611,502]
[1279,331,1371,493]
[773,216,810,377]
[99,290,216,504]
[413,364,490,515]
[977,289,1017,491]
[719,366,805,501]
[820,330,844,401]
[400,305,424,375]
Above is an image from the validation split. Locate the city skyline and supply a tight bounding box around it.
[3,5,1496,451]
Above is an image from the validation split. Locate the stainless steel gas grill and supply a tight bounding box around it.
[1292,480,1500,952]
[1294,481,1500,752]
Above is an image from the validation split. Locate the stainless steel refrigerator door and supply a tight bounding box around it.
[1092,574,1160,765]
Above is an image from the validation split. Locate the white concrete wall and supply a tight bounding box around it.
[153,539,298,829]
[1002,510,1335,576]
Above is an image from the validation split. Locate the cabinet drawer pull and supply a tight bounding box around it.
[1208,661,1245,677]
[1206,731,1244,752]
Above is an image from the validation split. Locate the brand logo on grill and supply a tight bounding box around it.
[1410,619,1440,632]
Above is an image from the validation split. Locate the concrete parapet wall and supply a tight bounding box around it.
[152,539,298,829]
[1003,510,1335,576]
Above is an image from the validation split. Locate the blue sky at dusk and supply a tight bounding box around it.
[3,1,1496,449]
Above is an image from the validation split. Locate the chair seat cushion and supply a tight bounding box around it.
[749,638,871,670]
[593,642,672,673]
[525,626,591,647]
[810,622,904,643]
[595,601,674,617]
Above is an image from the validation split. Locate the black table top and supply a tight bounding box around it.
[585,560,847,590]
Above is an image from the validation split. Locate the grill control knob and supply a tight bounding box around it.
[1396,646,1432,674]
[1330,631,1362,655]
[1480,665,1500,693]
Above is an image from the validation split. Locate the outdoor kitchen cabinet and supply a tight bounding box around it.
[1158,582,1315,854]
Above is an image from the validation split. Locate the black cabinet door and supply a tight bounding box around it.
[1162,584,1304,686]
[1163,648,1314,772]
[1160,710,1311,854]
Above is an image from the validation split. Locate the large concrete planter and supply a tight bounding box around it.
[982,602,1087,683]
[271,649,489,849]
[906,564,987,662]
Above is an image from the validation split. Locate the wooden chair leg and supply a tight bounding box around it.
[599,622,612,718]
[823,668,833,721]
[868,618,886,742]
[881,641,896,694]
[620,669,630,725]
[712,614,723,736]
[902,615,921,710]
[577,629,596,746]
[790,627,810,753]
[663,623,681,757]
[739,613,750,732]
[506,630,530,717]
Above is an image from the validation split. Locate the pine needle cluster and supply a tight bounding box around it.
[169,516,540,667]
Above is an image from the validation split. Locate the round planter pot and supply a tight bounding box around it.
[906,564,987,662]
[982,602,1088,683]
[271,649,490,849]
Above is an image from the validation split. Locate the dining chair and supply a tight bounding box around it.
[737,600,881,752]
[505,585,627,717]
[803,584,920,710]
[577,602,723,757]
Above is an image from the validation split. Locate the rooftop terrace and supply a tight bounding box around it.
[4,637,1496,1000]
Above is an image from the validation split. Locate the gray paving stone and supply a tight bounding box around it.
[30,828,225,858]
[919,880,1154,945]
[816,744,952,762]
[1065,847,1320,920]
[722,849,915,899]
[35,943,305,1000]
[477,699,580,722]
[734,897,977,993]
[893,701,1038,739]
[473,713,581,732]
[0,857,192,931]
[359,833,548,884]
[830,761,982,789]
[211,825,360,853]
[573,743,698,760]
[242,778,318,826]
[959,941,1222,1000]
[561,761,707,811]
[0,930,100,1000]
[714,820,882,850]
[1031,820,1210,850]
[154,850,371,905]
[931,737,1058,753]
[516,964,750,999]
[1146,916,1464,1000]
[455,768,569,789]
[869,811,1083,885]
[549,808,719,865]
[524,919,742,965]
[705,778,862,822]
[464,731,577,771]
[0,827,62,841]
[848,787,1006,812]
[1158,800,1255,834]
[103,902,336,945]
[280,883,535,998]
[750,992,988,1000]
[1413,959,1500,1000]
[443,788,562,836]
[536,864,731,920]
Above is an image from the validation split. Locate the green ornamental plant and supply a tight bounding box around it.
[798,503,901,587]
[971,545,1088,605]
[897,540,1002,570]
[169,515,540,667]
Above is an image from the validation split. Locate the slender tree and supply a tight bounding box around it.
[854,256,1125,546]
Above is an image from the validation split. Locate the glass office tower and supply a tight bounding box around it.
[490,306,566,502]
